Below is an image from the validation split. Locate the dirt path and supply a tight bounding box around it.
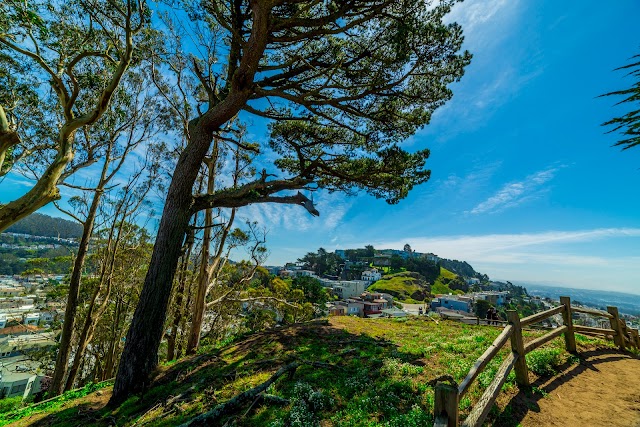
[506,349,640,427]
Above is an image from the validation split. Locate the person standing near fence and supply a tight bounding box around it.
[486,307,495,325]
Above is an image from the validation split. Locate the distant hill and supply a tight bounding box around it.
[368,271,431,302]
[369,267,468,302]
[438,258,483,279]
[6,212,83,239]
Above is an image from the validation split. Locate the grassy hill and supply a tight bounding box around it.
[369,267,464,302]
[0,317,615,427]
[431,267,465,295]
[367,271,429,302]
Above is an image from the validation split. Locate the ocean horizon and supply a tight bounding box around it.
[515,282,640,316]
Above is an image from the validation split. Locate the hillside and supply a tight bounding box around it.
[369,267,466,302]
[367,271,430,302]
[0,317,615,427]
[6,213,82,239]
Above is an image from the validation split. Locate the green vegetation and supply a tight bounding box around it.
[0,317,615,427]
[0,381,113,425]
[525,348,578,377]
[370,267,467,302]
[431,267,465,295]
[368,272,429,302]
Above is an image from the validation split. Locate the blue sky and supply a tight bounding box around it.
[240,0,640,294]
[2,0,640,294]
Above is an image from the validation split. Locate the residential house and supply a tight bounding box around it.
[431,296,473,313]
[0,355,48,399]
[345,300,364,316]
[328,304,347,316]
[363,301,384,317]
[330,281,367,300]
[361,269,382,283]
[23,313,40,326]
[474,291,509,307]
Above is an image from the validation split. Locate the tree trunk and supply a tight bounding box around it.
[186,155,216,355]
[103,295,123,380]
[0,133,74,231]
[167,229,195,361]
[110,124,213,403]
[49,188,101,396]
[110,2,271,402]
[63,274,114,391]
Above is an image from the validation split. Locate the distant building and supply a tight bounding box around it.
[361,268,382,283]
[328,281,367,300]
[0,355,48,399]
[474,291,509,307]
[431,296,473,313]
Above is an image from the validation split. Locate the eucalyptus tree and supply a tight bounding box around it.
[64,170,156,391]
[47,71,162,396]
[112,0,471,403]
[0,0,149,230]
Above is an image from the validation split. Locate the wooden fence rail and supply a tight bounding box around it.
[433,296,639,427]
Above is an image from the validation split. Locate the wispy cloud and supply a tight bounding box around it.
[348,228,640,293]
[468,167,561,214]
[240,191,353,233]
[365,228,640,259]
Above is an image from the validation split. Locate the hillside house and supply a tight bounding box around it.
[23,313,40,326]
[345,300,364,316]
[363,301,384,317]
[361,269,382,283]
[474,291,509,307]
[327,304,347,316]
[326,280,367,300]
[0,355,47,399]
[431,296,473,313]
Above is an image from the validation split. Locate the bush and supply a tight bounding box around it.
[526,348,564,376]
[0,397,22,414]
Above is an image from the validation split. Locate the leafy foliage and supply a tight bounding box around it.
[601,54,640,150]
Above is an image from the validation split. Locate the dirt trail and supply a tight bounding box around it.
[507,349,640,427]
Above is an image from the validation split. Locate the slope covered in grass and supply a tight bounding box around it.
[369,268,464,301]
[367,271,429,302]
[0,317,617,427]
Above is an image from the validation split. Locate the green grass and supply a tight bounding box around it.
[368,272,427,301]
[370,268,465,300]
[0,381,113,426]
[1,318,617,427]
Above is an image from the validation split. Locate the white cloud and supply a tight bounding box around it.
[468,167,561,214]
[240,191,353,233]
[349,228,640,293]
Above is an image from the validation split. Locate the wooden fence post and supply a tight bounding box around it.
[607,306,625,351]
[434,382,459,427]
[559,296,577,353]
[507,310,530,387]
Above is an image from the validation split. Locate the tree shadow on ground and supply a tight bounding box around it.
[493,348,640,427]
[21,319,436,427]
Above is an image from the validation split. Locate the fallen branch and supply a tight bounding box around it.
[179,361,301,427]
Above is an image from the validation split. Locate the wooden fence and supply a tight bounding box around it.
[433,296,640,427]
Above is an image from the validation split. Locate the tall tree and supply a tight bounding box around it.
[112,0,471,403]
[601,53,640,150]
[0,0,148,229]
[49,70,162,396]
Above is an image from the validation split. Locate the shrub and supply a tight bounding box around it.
[526,348,564,376]
[0,397,22,414]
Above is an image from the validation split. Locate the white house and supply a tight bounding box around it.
[22,313,40,326]
[0,356,47,399]
[361,269,382,283]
